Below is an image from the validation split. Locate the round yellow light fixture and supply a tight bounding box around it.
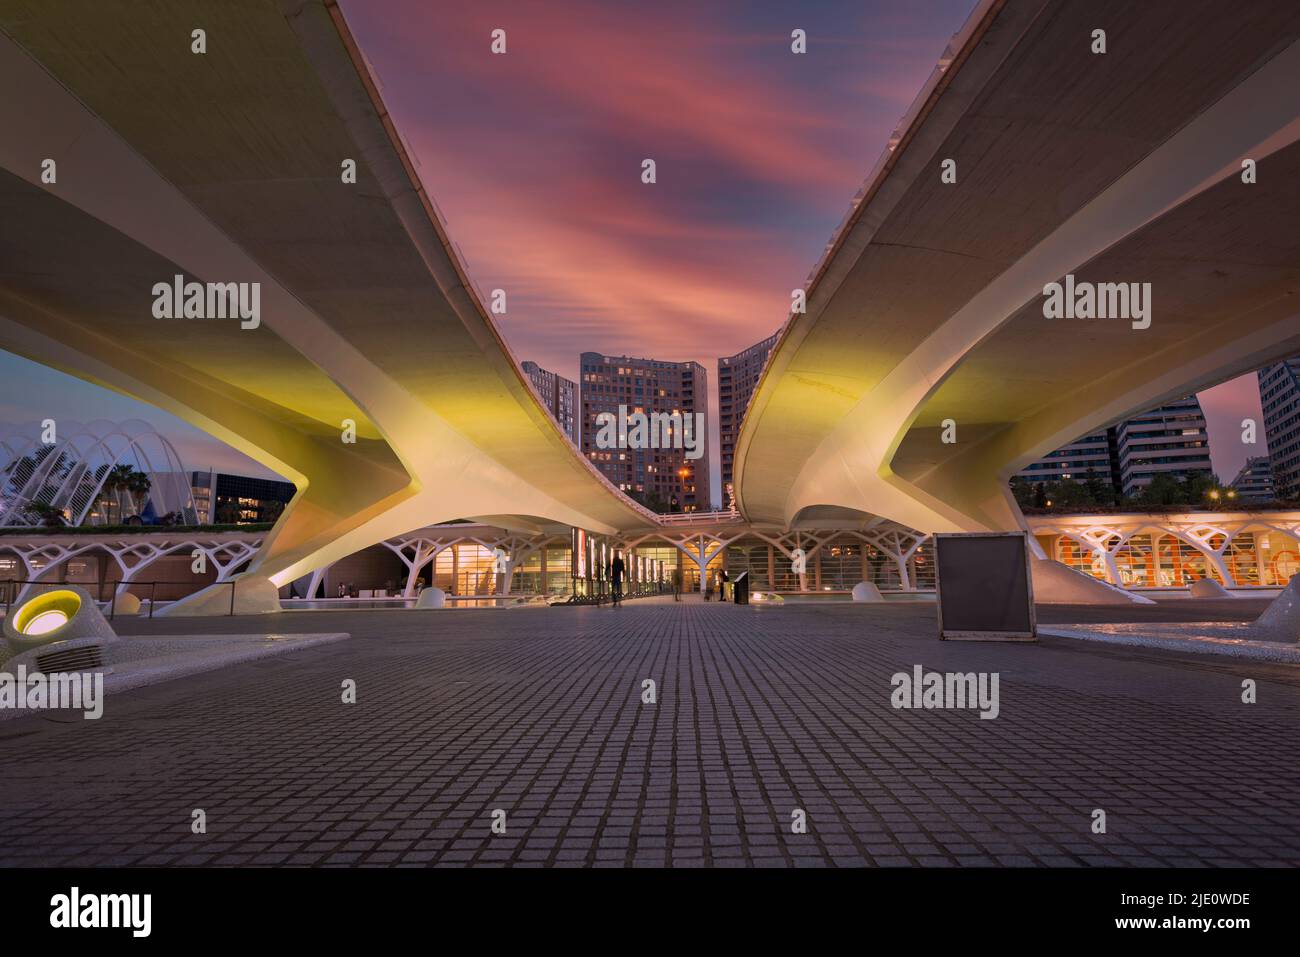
[2,585,118,664]
[12,589,81,639]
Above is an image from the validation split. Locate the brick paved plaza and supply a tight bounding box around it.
[0,599,1296,867]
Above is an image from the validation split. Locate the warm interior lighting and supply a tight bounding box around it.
[23,610,69,636]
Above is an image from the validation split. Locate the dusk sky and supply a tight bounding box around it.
[0,0,1266,490]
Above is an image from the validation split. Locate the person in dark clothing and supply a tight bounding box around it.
[611,551,626,606]
[720,569,730,603]
[672,567,682,602]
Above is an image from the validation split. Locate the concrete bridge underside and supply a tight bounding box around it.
[736,0,1300,538]
[0,0,657,612]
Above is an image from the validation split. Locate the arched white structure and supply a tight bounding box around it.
[0,419,197,527]
[3,510,1294,614]
[1026,513,1300,590]
[0,530,263,606]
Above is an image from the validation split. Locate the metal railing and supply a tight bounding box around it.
[1,579,238,620]
[655,509,743,526]
[554,578,668,606]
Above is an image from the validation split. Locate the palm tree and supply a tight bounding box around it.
[126,469,152,518]
[101,464,134,523]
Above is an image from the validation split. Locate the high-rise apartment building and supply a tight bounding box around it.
[1258,356,1300,499]
[521,360,578,445]
[1228,455,1275,503]
[1016,395,1212,498]
[579,352,712,511]
[1115,395,1212,495]
[1014,430,1115,490]
[718,331,778,502]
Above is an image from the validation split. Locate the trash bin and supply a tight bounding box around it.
[733,571,749,605]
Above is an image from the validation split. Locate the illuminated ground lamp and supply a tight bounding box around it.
[1,586,120,674]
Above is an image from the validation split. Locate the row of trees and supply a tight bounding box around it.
[3,448,290,528]
[1010,469,1274,511]
[12,464,153,527]
[12,469,286,529]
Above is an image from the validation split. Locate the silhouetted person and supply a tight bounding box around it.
[672,567,682,602]
[611,552,625,606]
